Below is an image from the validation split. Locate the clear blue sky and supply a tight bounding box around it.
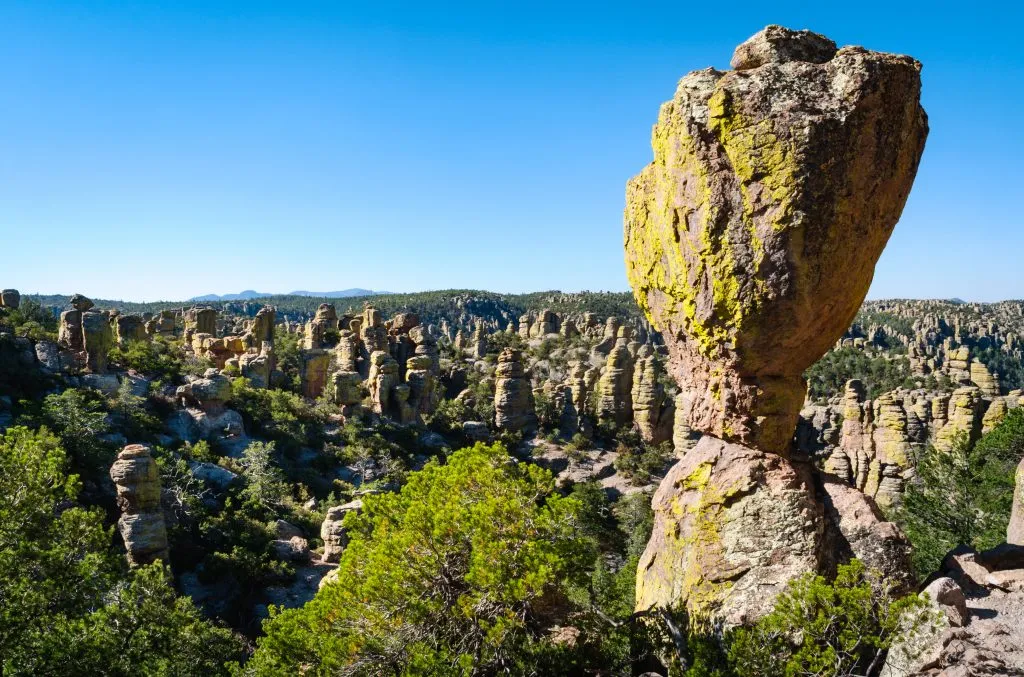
[1,1,1020,302]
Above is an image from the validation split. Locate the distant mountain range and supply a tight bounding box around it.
[189,289,391,302]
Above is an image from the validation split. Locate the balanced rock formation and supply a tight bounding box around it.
[110,444,169,566]
[624,24,927,454]
[628,26,926,628]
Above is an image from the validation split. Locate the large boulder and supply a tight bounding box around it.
[0,289,20,309]
[624,25,927,453]
[636,436,823,626]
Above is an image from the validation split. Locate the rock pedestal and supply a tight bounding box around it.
[595,337,634,427]
[637,437,823,626]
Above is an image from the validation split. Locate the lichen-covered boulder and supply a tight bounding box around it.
[624,25,928,453]
[636,436,822,626]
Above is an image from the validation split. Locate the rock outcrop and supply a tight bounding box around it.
[110,444,169,566]
[636,437,823,626]
[1011,458,1024,546]
[304,304,338,350]
[494,348,536,432]
[300,350,331,399]
[320,500,363,563]
[628,25,926,628]
[367,351,400,416]
[184,306,217,341]
[882,545,1024,676]
[624,24,928,454]
[82,310,114,373]
[1,289,21,309]
[595,336,635,427]
[632,346,673,444]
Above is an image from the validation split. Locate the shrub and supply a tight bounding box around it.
[726,560,929,677]
[0,299,58,341]
[238,441,290,511]
[248,443,597,675]
[897,409,1024,578]
[804,347,912,401]
[614,440,673,486]
[0,426,242,674]
[108,337,185,382]
[38,388,114,474]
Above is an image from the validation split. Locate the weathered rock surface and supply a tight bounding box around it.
[300,350,330,399]
[632,346,674,444]
[636,436,823,626]
[81,310,113,373]
[1010,458,1024,546]
[883,545,1024,676]
[595,337,634,427]
[624,25,928,453]
[1,289,21,309]
[494,348,536,432]
[321,500,363,563]
[110,444,168,566]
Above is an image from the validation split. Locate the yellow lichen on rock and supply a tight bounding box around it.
[623,26,928,453]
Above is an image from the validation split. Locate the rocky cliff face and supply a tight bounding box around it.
[627,25,927,627]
